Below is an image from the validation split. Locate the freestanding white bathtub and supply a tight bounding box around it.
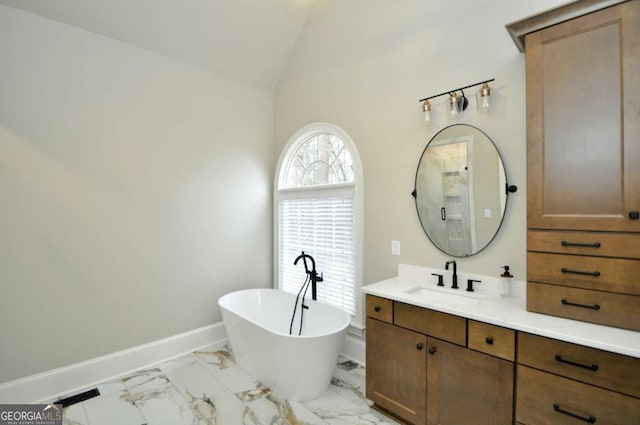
[218,288,350,401]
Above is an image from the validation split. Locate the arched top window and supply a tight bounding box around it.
[280,132,354,188]
[275,123,363,327]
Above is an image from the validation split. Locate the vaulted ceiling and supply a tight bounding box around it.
[0,0,316,91]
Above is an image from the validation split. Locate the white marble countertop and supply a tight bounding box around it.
[362,264,640,358]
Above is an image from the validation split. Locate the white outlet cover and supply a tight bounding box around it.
[391,240,401,256]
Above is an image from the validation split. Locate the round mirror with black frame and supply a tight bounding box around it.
[412,124,516,257]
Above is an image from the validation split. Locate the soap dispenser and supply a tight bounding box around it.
[500,265,514,298]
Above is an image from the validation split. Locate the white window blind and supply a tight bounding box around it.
[278,187,356,316]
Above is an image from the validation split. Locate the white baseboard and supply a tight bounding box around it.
[0,323,227,404]
[342,333,366,365]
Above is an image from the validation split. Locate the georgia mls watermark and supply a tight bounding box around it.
[0,404,62,425]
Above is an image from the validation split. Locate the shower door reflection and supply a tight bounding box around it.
[420,137,476,256]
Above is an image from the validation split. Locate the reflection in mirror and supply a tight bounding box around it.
[414,124,508,257]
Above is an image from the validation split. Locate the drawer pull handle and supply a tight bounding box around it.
[561,241,601,248]
[553,404,596,423]
[561,299,601,310]
[416,343,424,351]
[561,268,601,277]
[428,347,436,355]
[485,337,494,345]
[555,355,599,371]
[374,306,381,312]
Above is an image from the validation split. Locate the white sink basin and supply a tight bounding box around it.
[404,285,483,306]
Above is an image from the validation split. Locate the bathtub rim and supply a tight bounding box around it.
[218,288,351,339]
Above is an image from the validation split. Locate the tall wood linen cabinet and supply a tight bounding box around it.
[516,0,640,331]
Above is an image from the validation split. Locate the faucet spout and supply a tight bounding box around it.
[294,251,323,300]
[445,260,458,289]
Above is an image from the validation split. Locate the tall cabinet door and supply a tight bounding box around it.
[426,338,514,425]
[366,318,427,425]
[526,1,640,232]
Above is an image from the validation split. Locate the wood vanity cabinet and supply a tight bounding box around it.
[523,0,640,331]
[365,295,639,425]
[365,296,514,425]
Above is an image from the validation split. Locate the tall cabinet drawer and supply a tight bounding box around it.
[528,230,640,259]
[528,252,640,295]
[527,282,640,331]
[517,365,640,425]
[518,332,640,398]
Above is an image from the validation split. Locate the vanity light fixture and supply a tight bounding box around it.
[419,78,495,118]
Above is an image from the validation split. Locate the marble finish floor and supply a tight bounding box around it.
[57,342,399,425]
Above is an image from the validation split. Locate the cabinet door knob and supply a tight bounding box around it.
[630,211,640,220]
[485,337,494,345]
[416,343,424,350]
[374,306,381,312]
[428,347,436,355]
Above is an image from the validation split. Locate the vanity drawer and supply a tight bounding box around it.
[468,321,515,362]
[527,282,640,331]
[516,365,639,425]
[518,332,640,398]
[394,302,466,346]
[527,252,640,295]
[528,230,640,259]
[365,295,393,323]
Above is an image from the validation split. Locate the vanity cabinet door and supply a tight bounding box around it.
[426,337,514,425]
[526,1,640,232]
[365,317,427,425]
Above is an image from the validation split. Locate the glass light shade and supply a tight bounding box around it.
[422,100,432,123]
[449,92,465,115]
[476,83,492,112]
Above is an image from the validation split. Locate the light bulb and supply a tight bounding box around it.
[477,82,492,112]
[422,100,432,123]
[449,92,461,115]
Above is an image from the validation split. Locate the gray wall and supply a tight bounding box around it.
[274,0,567,286]
[0,6,273,383]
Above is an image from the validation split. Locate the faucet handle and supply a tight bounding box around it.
[316,272,324,282]
[431,273,444,287]
[466,279,481,292]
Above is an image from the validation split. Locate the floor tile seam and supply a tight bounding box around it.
[187,354,233,391]
[192,350,236,378]
[158,356,231,401]
[62,401,90,425]
[87,377,180,424]
[81,389,145,425]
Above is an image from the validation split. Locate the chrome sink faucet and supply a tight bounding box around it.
[445,260,458,289]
